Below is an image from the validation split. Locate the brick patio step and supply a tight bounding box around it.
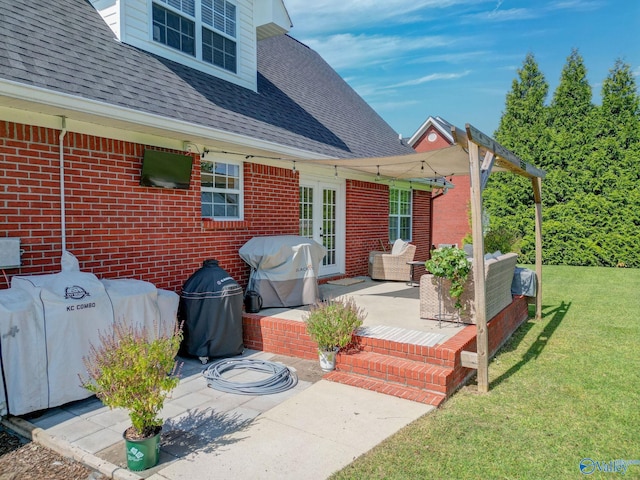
[355,333,458,368]
[335,350,453,394]
[324,370,446,406]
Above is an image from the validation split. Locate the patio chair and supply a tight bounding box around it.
[368,239,417,281]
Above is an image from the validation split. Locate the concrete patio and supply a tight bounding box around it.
[242,276,530,406]
[6,349,434,480]
[261,276,466,345]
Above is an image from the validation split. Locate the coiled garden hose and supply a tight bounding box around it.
[202,358,298,395]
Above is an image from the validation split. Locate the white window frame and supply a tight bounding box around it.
[200,159,243,220]
[152,2,196,56]
[389,187,412,242]
[151,0,238,73]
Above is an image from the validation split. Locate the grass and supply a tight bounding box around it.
[331,266,640,479]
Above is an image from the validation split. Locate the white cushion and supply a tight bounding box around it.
[391,239,408,255]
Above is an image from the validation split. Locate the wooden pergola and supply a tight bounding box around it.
[302,124,546,392]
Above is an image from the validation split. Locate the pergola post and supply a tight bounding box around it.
[532,177,543,320]
[468,140,489,393]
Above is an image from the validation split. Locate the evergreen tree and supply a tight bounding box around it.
[484,53,549,262]
[546,49,594,204]
[494,52,549,163]
[588,59,640,267]
[484,52,640,267]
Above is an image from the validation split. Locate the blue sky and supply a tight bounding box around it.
[284,0,640,139]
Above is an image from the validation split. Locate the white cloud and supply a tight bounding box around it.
[466,7,541,22]
[302,33,454,70]
[408,50,492,65]
[285,0,473,35]
[371,99,423,111]
[547,0,604,12]
[389,70,473,88]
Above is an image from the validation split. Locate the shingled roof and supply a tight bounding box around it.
[0,0,414,159]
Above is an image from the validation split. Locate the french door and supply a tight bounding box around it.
[299,178,344,277]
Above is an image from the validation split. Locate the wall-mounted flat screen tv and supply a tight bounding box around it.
[140,149,193,190]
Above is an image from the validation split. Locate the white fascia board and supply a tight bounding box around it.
[0,78,332,161]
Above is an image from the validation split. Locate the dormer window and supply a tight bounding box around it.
[152,0,237,73]
[152,2,196,56]
[201,0,237,72]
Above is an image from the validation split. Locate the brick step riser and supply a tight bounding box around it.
[336,353,453,394]
[354,334,458,368]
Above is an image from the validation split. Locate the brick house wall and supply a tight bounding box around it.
[1,121,433,290]
[344,180,388,276]
[412,124,471,248]
[411,188,432,266]
[431,175,470,248]
[344,180,432,277]
[0,121,298,291]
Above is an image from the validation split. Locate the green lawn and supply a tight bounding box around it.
[332,266,640,479]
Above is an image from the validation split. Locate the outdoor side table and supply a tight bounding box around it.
[406,260,426,286]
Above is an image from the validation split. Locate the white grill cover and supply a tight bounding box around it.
[0,272,179,415]
[12,271,115,411]
[239,235,326,308]
[157,288,180,337]
[102,278,165,338]
[0,288,44,416]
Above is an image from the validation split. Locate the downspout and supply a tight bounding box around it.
[59,116,68,254]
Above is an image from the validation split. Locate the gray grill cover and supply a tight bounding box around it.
[239,236,326,308]
[179,260,244,359]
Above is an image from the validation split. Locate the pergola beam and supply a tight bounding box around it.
[480,151,495,191]
[465,124,546,179]
[462,129,545,392]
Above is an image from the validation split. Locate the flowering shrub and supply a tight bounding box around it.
[304,296,366,351]
[81,321,182,439]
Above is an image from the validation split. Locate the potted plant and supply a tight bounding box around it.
[80,321,182,471]
[303,296,366,372]
[425,246,472,314]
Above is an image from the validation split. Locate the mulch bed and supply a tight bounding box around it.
[0,427,105,480]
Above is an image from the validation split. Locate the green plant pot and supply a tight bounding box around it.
[124,428,161,471]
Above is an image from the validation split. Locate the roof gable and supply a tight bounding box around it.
[408,116,455,147]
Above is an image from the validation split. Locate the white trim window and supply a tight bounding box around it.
[201,0,237,72]
[389,187,412,241]
[201,160,242,219]
[152,0,237,73]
